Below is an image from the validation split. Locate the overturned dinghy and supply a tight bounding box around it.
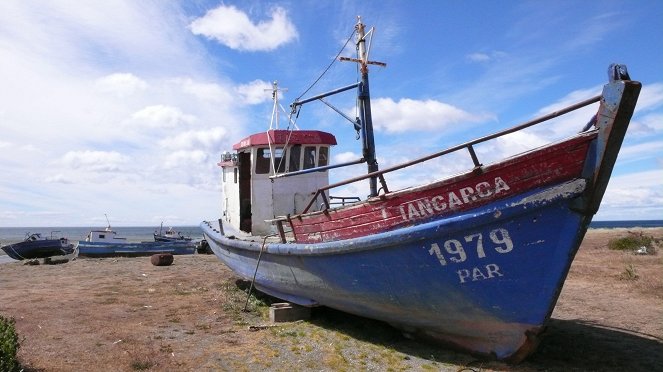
[201,17,641,362]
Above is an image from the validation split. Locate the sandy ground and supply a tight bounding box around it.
[0,228,661,371]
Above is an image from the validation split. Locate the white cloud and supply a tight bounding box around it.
[130,105,196,129]
[44,174,73,184]
[485,131,550,162]
[619,141,663,164]
[466,51,507,63]
[334,151,360,164]
[175,78,234,103]
[158,128,228,151]
[96,73,148,96]
[236,80,274,105]
[635,83,663,113]
[60,150,130,172]
[597,169,663,219]
[163,150,208,169]
[189,5,298,52]
[371,98,495,134]
[467,53,490,62]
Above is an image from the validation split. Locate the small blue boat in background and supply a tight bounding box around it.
[1,232,75,260]
[78,223,196,258]
[153,222,193,242]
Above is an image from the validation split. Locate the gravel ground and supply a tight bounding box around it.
[0,228,661,371]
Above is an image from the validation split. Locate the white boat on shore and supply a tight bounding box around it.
[78,216,196,257]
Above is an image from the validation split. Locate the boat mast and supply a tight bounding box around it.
[268,81,287,130]
[355,17,379,196]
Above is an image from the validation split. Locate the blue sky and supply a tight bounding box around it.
[0,0,661,227]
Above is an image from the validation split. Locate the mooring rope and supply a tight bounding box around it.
[243,234,276,312]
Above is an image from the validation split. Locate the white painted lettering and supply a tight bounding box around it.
[417,200,434,215]
[399,205,407,221]
[407,203,421,219]
[485,264,503,278]
[460,187,478,203]
[448,191,463,208]
[472,267,488,281]
[457,269,470,283]
[475,181,492,197]
[456,264,504,284]
[494,177,511,194]
[429,243,447,266]
[398,177,511,222]
[431,195,446,211]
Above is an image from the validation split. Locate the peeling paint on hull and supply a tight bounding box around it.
[202,77,641,362]
[202,180,589,361]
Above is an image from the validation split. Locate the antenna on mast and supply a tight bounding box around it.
[266,81,288,129]
[104,213,111,230]
[338,16,386,197]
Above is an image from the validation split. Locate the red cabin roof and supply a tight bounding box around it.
[232,130,337,151]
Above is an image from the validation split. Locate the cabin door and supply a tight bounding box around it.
[238,152,252,233]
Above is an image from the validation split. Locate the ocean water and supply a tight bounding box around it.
[0,225,203,249]
[589,220,663,229]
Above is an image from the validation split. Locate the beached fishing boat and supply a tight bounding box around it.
[78,223,196,257]
[1,232,75,260]
[200,17,641,362]
[153,222,193,242]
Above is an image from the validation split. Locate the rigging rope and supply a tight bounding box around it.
[272,27,357,176]
[293,28,357,104]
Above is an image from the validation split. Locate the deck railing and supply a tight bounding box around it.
[300,94,602,214]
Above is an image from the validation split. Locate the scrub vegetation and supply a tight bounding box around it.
[608,231,660,254]
[0,315,20,372]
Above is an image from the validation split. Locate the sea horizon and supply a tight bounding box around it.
[1,220,662,247]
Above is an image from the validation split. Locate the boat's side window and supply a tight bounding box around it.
[303,146,316,169]
[289,145,301,171]
[273,147,286,173]
[319,146,329,167]
[99,234,105,239]
[234,168,238,183]
[255,148,271,174]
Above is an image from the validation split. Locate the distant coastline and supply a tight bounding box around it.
[589,220,663,229]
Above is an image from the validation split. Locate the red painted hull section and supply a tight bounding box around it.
[290,132,596,243]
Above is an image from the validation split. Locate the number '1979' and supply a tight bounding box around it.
[428,228,513,266]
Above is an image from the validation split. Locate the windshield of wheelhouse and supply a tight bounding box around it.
[254,145,330,175]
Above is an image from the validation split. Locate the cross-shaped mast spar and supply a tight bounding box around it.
[339,17,387,197]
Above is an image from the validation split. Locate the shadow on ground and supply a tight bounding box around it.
[308,306,663,371]
[527,318,663,371]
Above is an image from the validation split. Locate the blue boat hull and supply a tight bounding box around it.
[77,241,196,257]
[1,239,75,260]
[202,179,590,360]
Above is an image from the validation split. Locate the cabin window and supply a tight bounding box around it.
[273,147,286,173]
[234,168,238,183]
[255,148,271,174]
[289,145,301,171]
[303,146,316,169]
[99,234,105,239]
[319,147,329,167]
[255,147,286,174]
